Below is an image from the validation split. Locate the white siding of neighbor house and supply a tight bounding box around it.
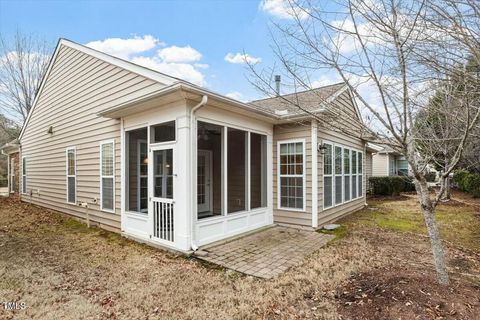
[20,44,167,231]
[366,151,373,191]
[372,153,389,176]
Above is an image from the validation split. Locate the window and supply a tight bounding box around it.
[323,142,363,209]
[101,141,115,212]
[22,156,27,194]
[151,121,175,143]
[10,157,15,193]
[323,144,333,208]
[66,148,76,204]
[153,149,173,199]
[334,146,343,205]
[397,159,408,176]
[279,141,305,210]
[343,149,350,202]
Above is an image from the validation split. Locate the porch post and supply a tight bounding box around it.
[175,114,192,251]
[267,134,274,224]
[311,120,318,228]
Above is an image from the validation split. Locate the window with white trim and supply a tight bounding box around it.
[101,141,115,212]
[278,141,305,210]
[323,143,363,209]
[22,156,26,194]
[10,157,15,193]
[66,148,76,204]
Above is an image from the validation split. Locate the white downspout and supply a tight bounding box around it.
[189,95,208,251]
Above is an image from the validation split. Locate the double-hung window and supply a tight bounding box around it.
[323,142,363,209]
[278,140,305,210]
[100,141,115,212]
[66,148,76,204]
[22,156,27,194]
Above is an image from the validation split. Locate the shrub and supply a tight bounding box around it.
[453,170,470,191]
[463,173,480,198]
[401,176,416,192]
[369,176,408,196]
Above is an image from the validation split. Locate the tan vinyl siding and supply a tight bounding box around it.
[20,44,166,231]
[372,153,389,176]
[366,151,373,192]
[273,122,312,227]
[317,101,367,227]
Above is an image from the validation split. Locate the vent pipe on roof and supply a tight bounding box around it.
[275,75,281,96]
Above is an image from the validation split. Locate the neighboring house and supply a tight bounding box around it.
[372,146,409,176]
[10,38,373,253]
[0,140,20,197]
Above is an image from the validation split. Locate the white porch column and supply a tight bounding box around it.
[311,120,318,228]
[175,114,191,251]
[267,134,274,224]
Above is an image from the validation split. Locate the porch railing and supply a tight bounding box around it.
[152,198,174,242]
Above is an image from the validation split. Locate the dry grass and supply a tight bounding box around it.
[0,194,479,319]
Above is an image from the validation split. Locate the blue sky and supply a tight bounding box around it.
[0,0,319,101]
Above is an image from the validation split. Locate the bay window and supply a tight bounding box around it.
[278,140,305,210]
[323,142,363,209]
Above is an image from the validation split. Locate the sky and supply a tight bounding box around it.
[0,0,333,102]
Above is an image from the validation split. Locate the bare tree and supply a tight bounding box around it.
[0,31,51,123]
[250,0,480,285]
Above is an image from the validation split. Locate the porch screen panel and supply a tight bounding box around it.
[101,142,115,211]
[323,144,333,208]
[250,133,267,209]
[126,128,148,213]
[227,128,247,213]
[151,121,175,143]
[153,149,173,199]
[197,121,223,219]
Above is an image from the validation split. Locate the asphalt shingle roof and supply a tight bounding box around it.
[249,82,346,117]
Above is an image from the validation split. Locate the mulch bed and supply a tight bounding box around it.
[336,267,480,320]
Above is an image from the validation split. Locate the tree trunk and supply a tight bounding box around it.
[416,180,450,285]
[441,176,451,200]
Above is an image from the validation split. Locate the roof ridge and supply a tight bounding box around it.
[249,82,346,103]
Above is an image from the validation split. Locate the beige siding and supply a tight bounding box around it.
[372,153,389,176]
[273,122,312,227]
[20,44,166,231]
[316,91,367,227]
[366,151,373,192]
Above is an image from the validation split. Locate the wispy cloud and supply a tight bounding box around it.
[259,0,309,20]
[157,45,202,63]
[224,52,261,64]
[86,35,159,59]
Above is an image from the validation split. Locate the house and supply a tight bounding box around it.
[5,38,373,253]
[372,146,409,176]
[0,140,20,197]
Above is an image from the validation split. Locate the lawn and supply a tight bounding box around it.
[0,194,479,319]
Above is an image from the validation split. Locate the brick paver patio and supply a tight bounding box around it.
[194,226,334,279]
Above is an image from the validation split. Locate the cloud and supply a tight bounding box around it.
[259,0,309,20]
[157,45,202,63]
[130,56,205,86]
[225,91,244,101]
[86,35,159,59]
[224,52,261,64]
[85,36,207,86]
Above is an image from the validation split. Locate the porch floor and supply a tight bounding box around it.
[194,226,334,279]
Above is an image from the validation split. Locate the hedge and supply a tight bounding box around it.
[369,176,415,196]
[454,170,480,198]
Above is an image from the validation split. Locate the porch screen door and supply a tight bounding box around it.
[197,150,212,213]
[150,146,175,242]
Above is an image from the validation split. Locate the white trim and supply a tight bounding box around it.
[322,140,364,211]
[247,132,251,211]
[65,147,77,204]
[311,121,318,228]
[21,155,27,195]
[7,155,11,193]
[120,119,125,231]
[100,139,116,213]
[277,138,307,212]
[222,126,228,215]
